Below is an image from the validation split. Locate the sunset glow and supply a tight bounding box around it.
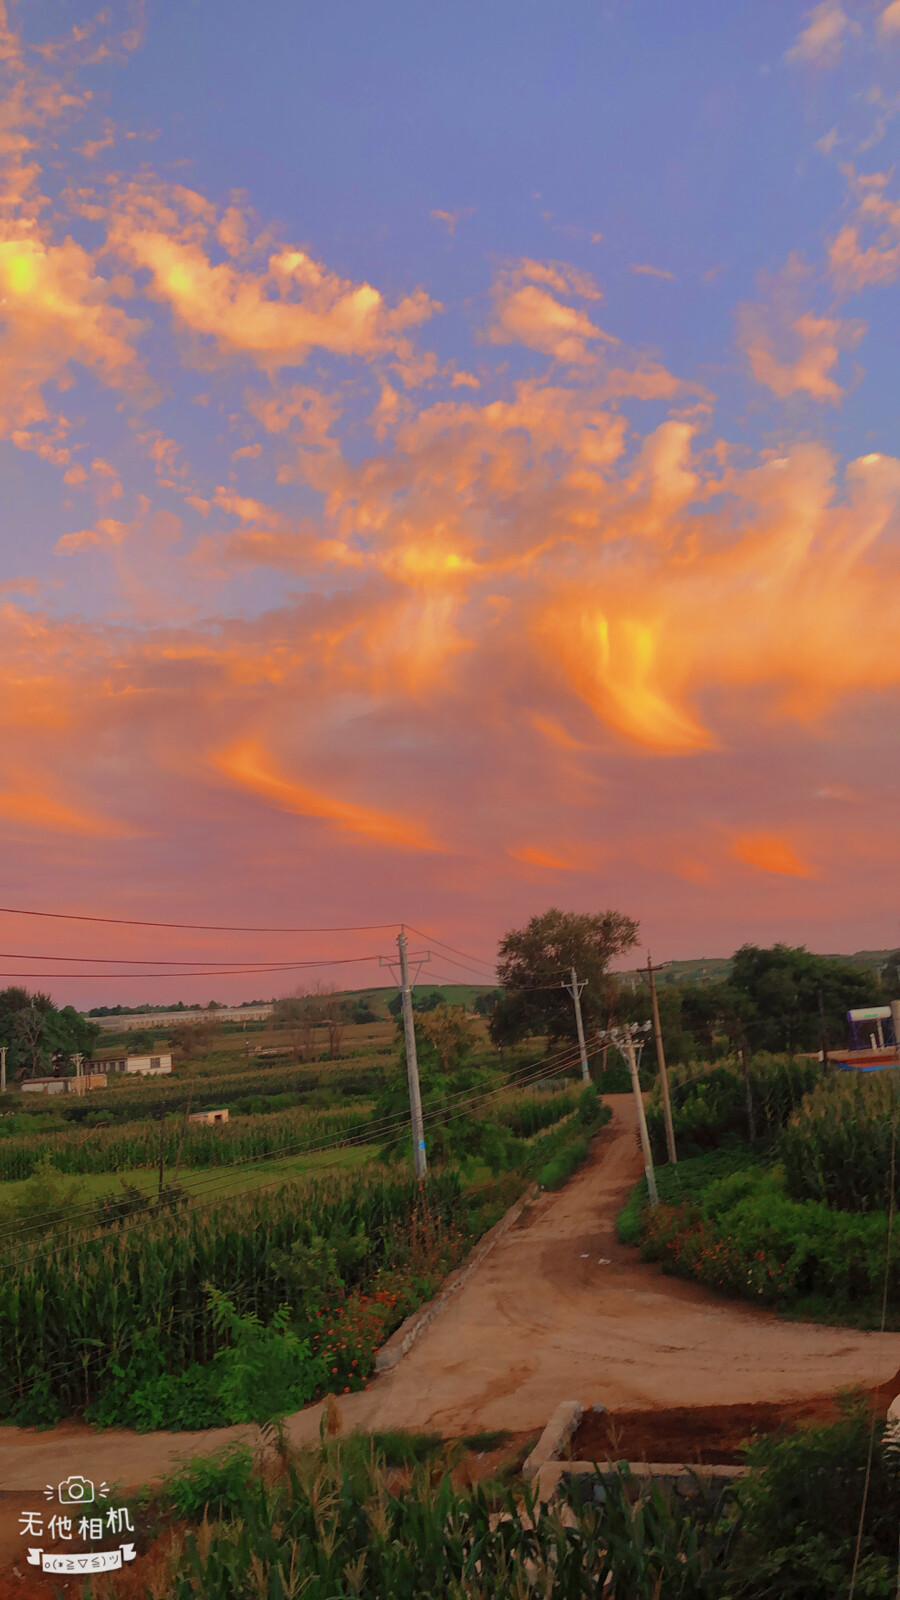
[0,2,898,999]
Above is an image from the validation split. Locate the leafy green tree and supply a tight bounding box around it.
[489,907,639,1048]
[0,988,98,1082]
[729,943,881,1054]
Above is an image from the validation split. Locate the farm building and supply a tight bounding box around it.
[21,1073,108,1095]
[102,1053,174,1076]
[188,1107,229,1125]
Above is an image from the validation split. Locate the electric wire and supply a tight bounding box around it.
[0,906,400,933]
[0,956,384,979]
[0,950,384,968]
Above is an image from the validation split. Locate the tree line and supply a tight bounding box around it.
[485,908,897,1064]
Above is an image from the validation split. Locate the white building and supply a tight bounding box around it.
[21,1073,108,1096]
[101,1053,173,1076]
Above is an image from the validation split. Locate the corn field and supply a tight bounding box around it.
[645,1053,824,1161]
[156,1455,727,1600]
[10,1061,387,1126]
[0,1105,370,1180]
[0,1165,466,1420]
[779,1069,900,1213]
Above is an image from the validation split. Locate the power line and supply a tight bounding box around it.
[404,927,498,977]
[0,956,383,979]
[0,906,400,934]
[0,950,384,968]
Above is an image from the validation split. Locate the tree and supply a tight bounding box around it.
[0,988,98,1082]
[729,944,881,1055]
[272,983,343,1062]
[417,1005,476,1074]
[169,1018,220,1059]
[489,907,639,1049]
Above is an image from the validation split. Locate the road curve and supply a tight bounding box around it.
[2,1093,899,1493]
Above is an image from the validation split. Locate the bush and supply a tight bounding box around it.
[730,1397,899,1597]
[629,1154,900,1319]
[161,1443,255,1521]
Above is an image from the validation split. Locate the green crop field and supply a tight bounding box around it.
[0,992,607,1431]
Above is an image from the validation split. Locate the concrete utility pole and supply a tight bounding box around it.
[562,969,591,1084]
[647,954,677,1165]
[608,1022,658,1208]
[393,927,428,1182]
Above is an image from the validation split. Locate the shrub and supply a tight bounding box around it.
[730,1397,898,1598]
[161,1443,255,1521]
[630,1154,900,1319]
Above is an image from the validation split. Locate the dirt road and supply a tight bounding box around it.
[3,1093,899,1497]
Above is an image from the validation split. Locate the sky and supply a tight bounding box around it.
[0,0,899,1006]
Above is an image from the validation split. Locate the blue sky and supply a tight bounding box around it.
[0,0,898,1001]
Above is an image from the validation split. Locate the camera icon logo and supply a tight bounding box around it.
[58,1476,95,1506]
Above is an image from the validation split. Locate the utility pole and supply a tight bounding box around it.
[606,1022,658,1207]
[647,954,677,1164]
[0,1046,6,1095]
[381,927,429,1182]
[157,1104,166,1203]
[562,969,591,1084]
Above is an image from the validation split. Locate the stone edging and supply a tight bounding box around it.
[374,1181,539,1373]
[521,1400,584,1482]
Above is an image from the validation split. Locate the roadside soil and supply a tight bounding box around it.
[3,1092,900,1579]
[572,1371,900,1465]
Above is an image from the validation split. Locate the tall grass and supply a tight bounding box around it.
[0,1104,369,1179]
[645,1053,823,1161]
[779,1069,900,1212]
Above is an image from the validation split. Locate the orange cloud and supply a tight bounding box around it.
[0,232,146,447]
[508,844,579,871]
[785,3,855,68]
[732,832,818,879]
[486,259,614,365]
[211,740,445,853]
[828,169,900,291]
[105,184,438,371]
[737,255,865,403]
[879,1,900,34]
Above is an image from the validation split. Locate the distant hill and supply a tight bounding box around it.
[614,949,896,986]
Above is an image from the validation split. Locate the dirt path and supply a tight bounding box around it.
[3,1093,899,1501]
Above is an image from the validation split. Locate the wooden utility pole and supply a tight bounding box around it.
[397,928,427,1181]
[0,1046,6,1095]
[620,1026,659,1207]
[739,1031,756,1143]
[157,1105,166,1203]
[647,954,677,1165]
[562,969,591,1084]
